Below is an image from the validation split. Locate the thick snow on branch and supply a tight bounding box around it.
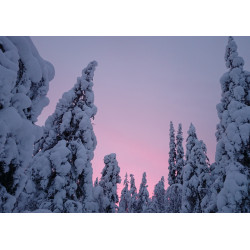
[0,37,54,212]
[21,61,98,212]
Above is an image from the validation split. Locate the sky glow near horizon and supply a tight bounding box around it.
[32,36,250,196]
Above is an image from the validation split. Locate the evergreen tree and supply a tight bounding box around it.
[165,184,182,213]
[128,174,137,213]
[185,123,197,163]
[193,140,210,212]
[168,121,176,185]
[151,176,165,212]
[166,123,183,213]
[182,138,210,213]
[22,61,98,212]
[99,153,121,213]
[208,37,249,212]
[176,123,185,184]
[179,123,197,213]
[0,37,54,212]
[93,177,103,213]
[136,172,149,213]
[118,173,130,213]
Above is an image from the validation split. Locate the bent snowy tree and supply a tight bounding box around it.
[23,61,98,212]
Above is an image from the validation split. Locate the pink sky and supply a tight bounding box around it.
[32,36,250,197]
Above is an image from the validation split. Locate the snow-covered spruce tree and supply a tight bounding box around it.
[208,37,250,213]
[182,138,210,213]
[151,176,165,213]
[165,123,197,213]
[128,174,137,213]
[0,37,54,212]
[93,177,104,213]
[181,123,199,213]
[165,183,182,213]
[168,121,176,185]
[118,173,130,213]
[136,172,149,213]
[165,123,183,213]
[185,123,197,163]
[176,123,185,184]
[99,153,121,213]
[194,140,210,212]
[24,61,98,213]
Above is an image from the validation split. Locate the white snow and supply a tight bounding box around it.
[99,153,121,212]
[0,36,54,212]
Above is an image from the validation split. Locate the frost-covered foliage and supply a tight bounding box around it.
[194,140,210,212]
[165,184,182,213]
[118,173,130,213]
[136,172,149,213]
[99,153,121,213]
[150,176,165,213]
[0,37,54,212]
[176,123,184,184]
[93,177,104,213]
[21,61,98,212]
[185,123,197,163]
[128,174,137,213]
[168,121,176,185]
[165,123,184,213]
[203,162,219,212]
[209,37,250,213]
[182,138,210,213]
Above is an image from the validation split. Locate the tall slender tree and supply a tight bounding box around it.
[180,123,198,213]
[166,123,183,213]
[99,153,121,213]
[118,173,130,213]
[185,123,197,163]
[176,123,185,184]
[128,174,137,213]
[136,172,149,213]
[168,121,176,185]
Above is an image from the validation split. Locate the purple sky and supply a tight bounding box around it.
[31,36,250,196]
